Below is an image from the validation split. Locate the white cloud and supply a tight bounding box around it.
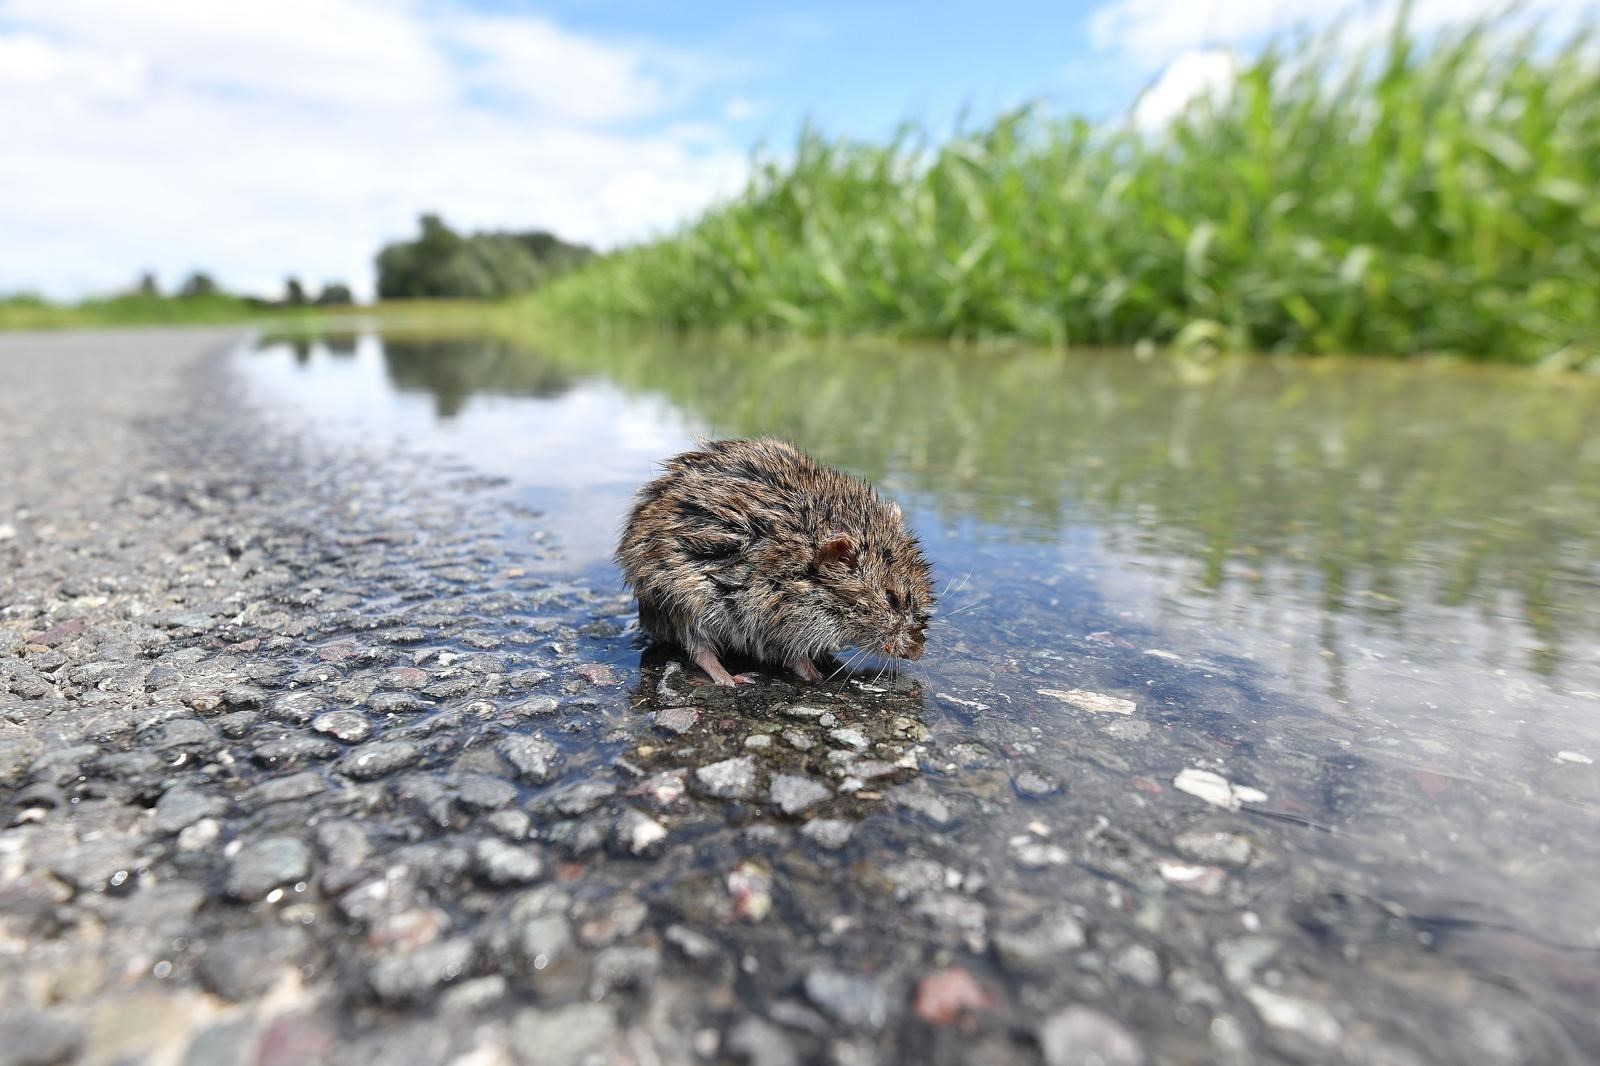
[1131,47,1238,130]
[3,0,451,109]
[723,97,768,122]
[1091,0,1595,66]
[0,0,749,299]
[441,13,684,124]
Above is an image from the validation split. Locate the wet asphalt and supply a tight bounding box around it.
[0,329,1594,1066]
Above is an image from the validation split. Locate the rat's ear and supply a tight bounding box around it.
[817,533,858,571]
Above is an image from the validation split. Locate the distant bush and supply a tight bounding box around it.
[375,214,593,300]
[316,282,354,306]
[178,272,219,299]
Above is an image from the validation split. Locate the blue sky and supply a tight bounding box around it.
[503,1,1140,135]
[0,0,1588,299]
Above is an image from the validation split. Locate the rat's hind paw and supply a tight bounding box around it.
[691,646,758,687]
[786,657,824,683]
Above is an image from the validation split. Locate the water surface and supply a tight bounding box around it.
[239,327,1600,1057]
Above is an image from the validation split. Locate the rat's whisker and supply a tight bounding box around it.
[938,569,973,600]
[936,598,989,619]
[943,570,974,599]
[826,647,869,683]
[933,644,982,671]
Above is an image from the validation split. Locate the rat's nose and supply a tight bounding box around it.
[902,640,924,661]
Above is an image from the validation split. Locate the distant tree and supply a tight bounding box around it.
[284,277,308,306]
[316,282,354,306]
[136,272,160,297]
[178,272,219,298]
[375,213,594,300]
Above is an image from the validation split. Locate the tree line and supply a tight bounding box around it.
[133,271,355,307]
[125,213,593,306]
[374,214,593,300]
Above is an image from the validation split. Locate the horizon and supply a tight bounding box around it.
[2,0,1592,302]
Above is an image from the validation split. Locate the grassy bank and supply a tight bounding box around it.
[0,293,501,333]
[529,13,1600,366]
[0,293,277,330]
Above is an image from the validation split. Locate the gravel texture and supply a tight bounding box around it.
[1,329,1595,1065]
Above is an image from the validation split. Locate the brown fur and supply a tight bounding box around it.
[616,438,933,682]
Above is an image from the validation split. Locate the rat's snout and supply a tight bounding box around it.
[895,632,926,660]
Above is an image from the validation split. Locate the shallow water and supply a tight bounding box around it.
[239,327,1600,1058]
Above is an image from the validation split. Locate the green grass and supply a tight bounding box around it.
[0,293,272,330]
[0,293,503,333]
[529,11,1600,366]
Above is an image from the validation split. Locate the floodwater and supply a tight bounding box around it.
[239,328,1600,1061]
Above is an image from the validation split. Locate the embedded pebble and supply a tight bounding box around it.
[652,706,700,735]
[693,756,759,800]
[339,740,421,780]
[1103,719,1152,741]
[473,839,546,885]
[369,939,476,1004]
[1113,944,1162,987]
[0,1009,83,1066]
[727,861,773,921]
[726,1017,799,1066]
[455,773,517,812]
[1039,689,1136,715]
[1173,768,1268,810]
[498,735,562,784]
[1244,986,1343,1045]
[226,837,310,900]
[1174,830,1254,866]
[611,809,668,856]
[511,1002,617,1065]
[781,728,815,751]
[914,966,995,1026]
[178,818,221,852]
[1158,861,1226,895]
[511,695,561,717]
[890,784,953,825]
[154,786,228,835]
[994,910,1086,972]
[368,691,423,715]
[1014,769,1061,797]
[801,819,854,849]
[828,727,869,752]
[769,774,831,816]
[312,710,372,743]
[803,968,890,1031]
[1039,1006,1145,1066]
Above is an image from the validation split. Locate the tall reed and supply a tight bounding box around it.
[531,12,1600,365]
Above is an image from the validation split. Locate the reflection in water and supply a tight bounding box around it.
[382,335,573,417]
[490,332,1600,677]
[251,328,1600,676]
[241,329,1600,988]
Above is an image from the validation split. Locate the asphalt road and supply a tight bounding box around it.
[1,329,1591,1066]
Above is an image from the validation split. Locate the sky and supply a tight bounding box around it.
[0,0,1591,300]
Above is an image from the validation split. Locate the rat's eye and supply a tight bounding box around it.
[886,590,901,610]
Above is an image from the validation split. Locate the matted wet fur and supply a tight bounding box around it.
[616,438,934,685]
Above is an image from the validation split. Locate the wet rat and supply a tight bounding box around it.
[616,438,934,685]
